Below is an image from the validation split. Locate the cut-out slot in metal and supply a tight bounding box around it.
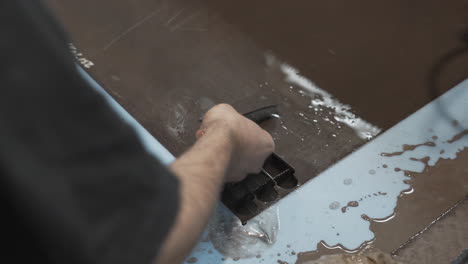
[233,193,257,216]
[276,169,298,189]
[256,181,278,202]
[221,153,298,223]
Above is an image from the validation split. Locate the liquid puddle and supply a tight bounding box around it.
[380,142,436,157]
[341,201,359,213]
[296,239,376,263]
[408,156,430,166]
[295,120,468,263]
[447,129,468,143]
[266,53,382,140]
[361,128,468,252]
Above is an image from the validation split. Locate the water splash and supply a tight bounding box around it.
[265,53,381,140]
[208,205,280,259]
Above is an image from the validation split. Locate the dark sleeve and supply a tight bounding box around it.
[0,1,179,264]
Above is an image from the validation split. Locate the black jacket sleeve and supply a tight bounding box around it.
[0,1,179,264]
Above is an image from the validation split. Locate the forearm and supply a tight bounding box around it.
[154,104,274,263]
[155,125,233,264]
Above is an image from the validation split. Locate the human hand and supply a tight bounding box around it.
[197,104,275,182]
[158,104,274,264]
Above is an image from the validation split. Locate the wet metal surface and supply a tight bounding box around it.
[394,197,468,264]
[369,149,468,255]
[48,0,468,205]
[82,52,468,264]
[204,0,468,129]
[222,153,298,223]
[88,65,468,263]
[50,0,468,263]
[49,0,370,209]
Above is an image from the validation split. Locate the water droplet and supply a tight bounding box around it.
[329,201,341,210]
[187,257,198,263]
[402,188,414,195]
[343,178,353,185]
[369,169,376,175]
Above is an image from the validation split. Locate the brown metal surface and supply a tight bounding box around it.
[48,0,468,183]
[222,153,298,223]
[48,0,468,260]
[48,0,369,187]
[394,197,468,264]
[396,199,468,264]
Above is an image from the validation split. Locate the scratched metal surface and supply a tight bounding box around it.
[50,0,468,262]
[83,64,468,264]
[48,0,468,199]
[84,67,468,263]
[49,0,370,204]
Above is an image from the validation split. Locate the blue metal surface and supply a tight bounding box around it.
[79,67,175,164]
[80,67,468,263]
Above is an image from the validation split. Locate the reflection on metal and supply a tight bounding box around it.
[222,153,297,223]
[189,79,468,263]
[208,205,280,259]
[265,53,382,140]
[81,60,468,263]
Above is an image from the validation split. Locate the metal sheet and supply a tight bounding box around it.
[52,0,468,262]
